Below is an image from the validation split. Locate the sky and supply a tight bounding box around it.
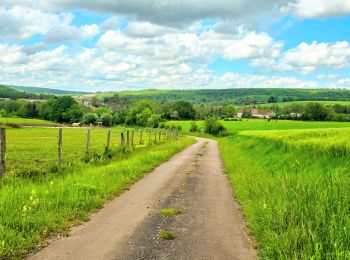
[0,0,350,92]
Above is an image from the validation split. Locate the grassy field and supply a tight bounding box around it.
[5,127,171,177]
[0,134,194,258]
[0,117,59,126]
[206,122,350,259]
[170,119,350,133]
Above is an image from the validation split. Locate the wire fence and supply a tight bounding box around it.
[0,127,178,178]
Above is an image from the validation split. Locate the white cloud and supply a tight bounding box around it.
[0,0,290,27]
[223,32,282,60]
[0,5,71,40]
[44,24,100,43]
[283,0,350,18]
[281,41,350,73]
[125,22,177,38]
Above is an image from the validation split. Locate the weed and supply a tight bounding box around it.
[159,231,175,240]
[160,208,183,217]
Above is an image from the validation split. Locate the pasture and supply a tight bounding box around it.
[0,117,58,126]
[5,127,169,177]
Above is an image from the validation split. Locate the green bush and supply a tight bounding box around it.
[204,117,228,136]
[189,121,199,132]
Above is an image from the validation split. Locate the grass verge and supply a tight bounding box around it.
[0,137,195,258]
[218,135,350,259]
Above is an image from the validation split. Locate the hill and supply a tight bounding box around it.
[94,88,350,105]
[8,85,92,95]
[0,85,52,99]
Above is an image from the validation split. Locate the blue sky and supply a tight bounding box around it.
[0,0,350,92]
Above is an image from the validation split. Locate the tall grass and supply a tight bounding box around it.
[0,137,195,258]
[218,134,350,259]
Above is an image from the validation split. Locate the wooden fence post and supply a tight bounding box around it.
[154,130,157,144]
[139,129,143,145]
[57,128,62,166]
[105,128,111,151]
[0,128,6,177]
[120,132,125,147]
[126,130,130,146]
[131,130,134,146]
[148,129,152,144]
[85,128,91,161]
[159,131,161,142]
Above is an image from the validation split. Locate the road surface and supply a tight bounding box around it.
[29,137,256,260]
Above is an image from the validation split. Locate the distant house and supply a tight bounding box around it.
[237,108,274,119]
[251,109,274,119]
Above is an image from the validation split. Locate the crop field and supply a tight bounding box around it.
[0,117,58,126]
[170,119,350,133]
[0,127,194,258]
[217,127,350,259]
[5,127,170,177]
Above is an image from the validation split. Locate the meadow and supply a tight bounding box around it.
[0,117,58,126]
[5,127,169,177]
[170,119,350,133]
[0,129,194,258]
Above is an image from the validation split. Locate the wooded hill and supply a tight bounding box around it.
[95,88,350,105]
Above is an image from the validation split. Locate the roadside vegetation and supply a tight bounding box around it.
[214,127,350,259]
[0,136,194,258]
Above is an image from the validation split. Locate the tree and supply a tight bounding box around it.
[101,113,112,126]
[171,101,195,120]
[66,104,83,123]
[222,105,236,118]
[95,106,111,117]
[84,113,98,125]
[136,108,152,127]
[40,96,79,123]
[302,103,332,121]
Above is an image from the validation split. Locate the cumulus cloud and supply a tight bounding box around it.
[0,0,290,27]
[223,32,282,60]
[0,5,72,41]
[283,0,350,18]
[281,41,350,73]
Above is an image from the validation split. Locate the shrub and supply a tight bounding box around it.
[189,121,199,132]
[204,117,228,136]
[100,113,112,126]
[83,113,98,125]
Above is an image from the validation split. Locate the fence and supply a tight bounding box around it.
[0,127,179,178]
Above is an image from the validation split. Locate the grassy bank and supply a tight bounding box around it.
[218,133,350,259]
[0,137,195,258]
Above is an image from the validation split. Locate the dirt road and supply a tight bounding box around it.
[29,137,256,260]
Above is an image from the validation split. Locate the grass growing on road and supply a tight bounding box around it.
[0,137,194,259]
[218,131,350,259]
[159,231,175,240]
[160,208,183,217]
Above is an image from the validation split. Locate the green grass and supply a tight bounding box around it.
[170,119,350,133]
[217,131,350,259]
[159,230,175,240]
[5,127,169,177]
[160,208,183,217]
[0,117,58,126]
[0,136,194,258]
